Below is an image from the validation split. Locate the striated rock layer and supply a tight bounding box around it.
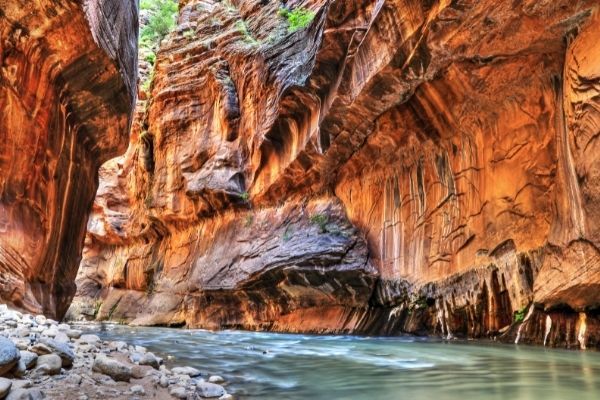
[73,0,600,347]
[0,0,138,318]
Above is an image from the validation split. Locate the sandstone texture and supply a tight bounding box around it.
[0,0,138,318]
[72,0,600,347]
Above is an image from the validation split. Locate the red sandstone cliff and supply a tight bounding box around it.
[72,0,600,348]
[0,0,138,318]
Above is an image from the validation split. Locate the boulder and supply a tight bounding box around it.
[5,388,45,400]
[0,377,11,399]
[18,352,37,370]
[92,355,132,382]
[195,382,226,398]
[0,338,19,376]
[139,352,161,369]
[34,354,62,376]
[40,340,75,367]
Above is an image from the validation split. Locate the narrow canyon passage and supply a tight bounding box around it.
[0,0,600,399]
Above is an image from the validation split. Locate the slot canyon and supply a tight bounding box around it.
[1,0,600,399]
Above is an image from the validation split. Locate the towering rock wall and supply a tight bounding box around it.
[0,0,138,318]
[73,0,600,347]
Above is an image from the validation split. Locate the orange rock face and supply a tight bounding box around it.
[73,0,600,347]
[0,0,138,318]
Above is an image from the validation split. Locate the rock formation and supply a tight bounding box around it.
[72,0,600,347]
[0,0,138,318]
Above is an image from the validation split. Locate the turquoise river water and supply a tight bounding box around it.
[88,324,600,400]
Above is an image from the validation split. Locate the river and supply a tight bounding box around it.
[85,324,600,399]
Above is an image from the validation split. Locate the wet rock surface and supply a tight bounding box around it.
[0,305,233,399]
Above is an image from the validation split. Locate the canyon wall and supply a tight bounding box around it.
[0,0,138,318]
[72,0,600,347]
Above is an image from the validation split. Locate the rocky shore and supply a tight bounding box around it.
[0,305,232,399]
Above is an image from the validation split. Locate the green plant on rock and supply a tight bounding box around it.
[282,226,293,242]
[514,307,527,323]
[310,213,329,233]
[239,191,250,201]
[245,214,254,228]
[235,20,259,45]
[144,51,157,66]
[183,29,195,39]
[93,301,103,319]
[279,7,316,33]
[107,299,121,320]
[140,0,178,46]
[138,0,178,92]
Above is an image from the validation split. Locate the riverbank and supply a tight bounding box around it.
[0,305,233,399]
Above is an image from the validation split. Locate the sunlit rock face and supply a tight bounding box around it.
[0,0,138,318]
[74,0,600,346]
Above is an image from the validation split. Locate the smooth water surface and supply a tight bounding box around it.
[86,325,600,399]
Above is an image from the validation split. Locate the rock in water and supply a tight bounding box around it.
[208,376,224,384]
[171,367,202,377]
[139,352,161,369]
[194,382,226,398]
[0,338,19,376]
[92,355,132,382]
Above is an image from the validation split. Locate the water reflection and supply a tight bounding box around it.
[84,324,600,400]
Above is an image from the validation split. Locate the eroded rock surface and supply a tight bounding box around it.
[73,0,600,347]
[0,0,138,318]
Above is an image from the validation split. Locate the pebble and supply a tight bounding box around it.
[66,330,82,340]
[171,366,202,377]
[130,385,145,396]
[208,375,225,384]
[169,386,187,399]
[139,352,161,369]
[159,375,169,388]
[77,335,100,345]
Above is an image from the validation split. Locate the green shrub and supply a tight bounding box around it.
[235,20,259,45]
[310,213,329,233]
[283,226,293,242]
[144,52,156,65]
[279,7,316,33]
[140,0,178,46]
[514,307,526,323]
[245,214,254,227]
[239,191,250,201]
[93,301,102,319]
